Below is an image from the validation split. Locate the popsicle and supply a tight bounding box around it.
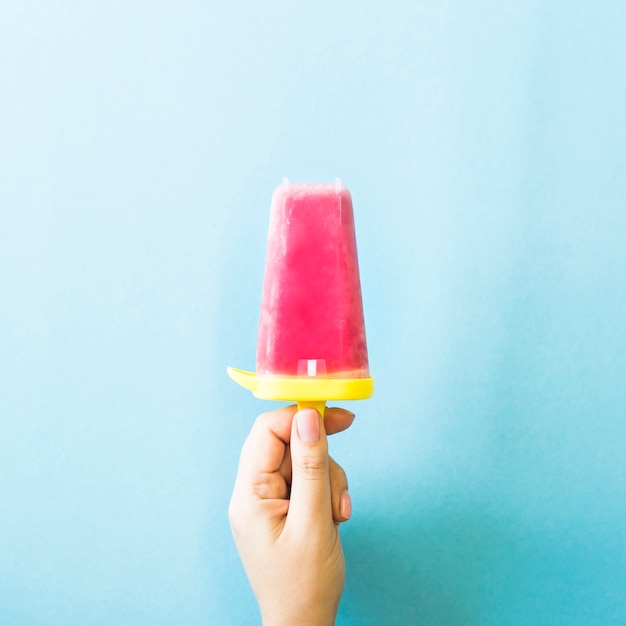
[228,179,374,414]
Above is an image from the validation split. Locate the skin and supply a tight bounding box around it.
[229,405,355,626]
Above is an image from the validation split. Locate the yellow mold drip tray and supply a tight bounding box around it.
[227,367,375,402]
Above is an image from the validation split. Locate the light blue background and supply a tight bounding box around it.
[1,1,625,624]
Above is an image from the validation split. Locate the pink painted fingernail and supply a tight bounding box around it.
[340,490,352,520]
[296,409,320,444]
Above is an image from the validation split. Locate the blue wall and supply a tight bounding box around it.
[1,2,625,624]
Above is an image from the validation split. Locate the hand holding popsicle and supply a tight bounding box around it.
[229,405,355,626]
[228,180,373,623]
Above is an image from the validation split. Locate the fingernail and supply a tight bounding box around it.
[340,490,352,520]
[296,409,320,444]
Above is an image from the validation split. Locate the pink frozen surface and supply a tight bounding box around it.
[256,182,369,379]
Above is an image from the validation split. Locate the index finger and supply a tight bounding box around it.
[237,405,297,482]
[235,405,356,486]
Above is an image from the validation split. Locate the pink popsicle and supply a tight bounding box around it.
[256,180,369,379]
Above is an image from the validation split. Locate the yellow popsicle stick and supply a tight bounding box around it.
[296,400,327,417]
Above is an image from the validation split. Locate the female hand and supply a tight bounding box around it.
[229,405,355,626]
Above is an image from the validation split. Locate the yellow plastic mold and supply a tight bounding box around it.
[227,366,374,415]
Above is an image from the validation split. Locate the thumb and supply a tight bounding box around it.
[286,408,332,532]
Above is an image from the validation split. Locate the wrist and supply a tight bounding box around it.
[263,617,335,626]
[262,608,337,626]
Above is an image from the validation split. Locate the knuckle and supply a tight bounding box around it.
[228,491,250,528]
[228,498,251,539]
[254,411,271,429]
[227,496,241,527]
[294,454,327,480]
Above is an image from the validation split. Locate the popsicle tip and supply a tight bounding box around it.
[335,177,342,192]
[282,177,290,190]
